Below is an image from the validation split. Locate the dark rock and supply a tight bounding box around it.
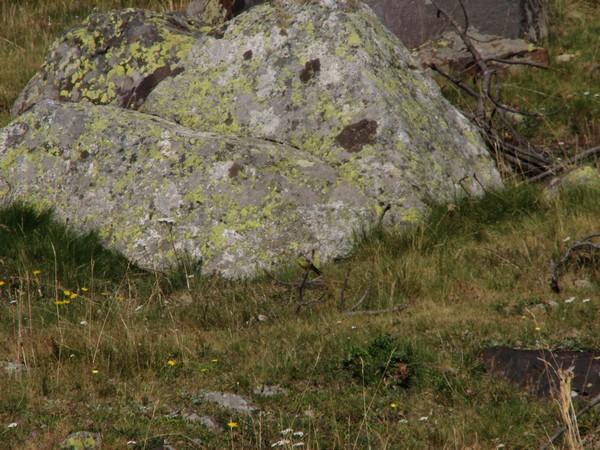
[481,347,600,398]
[201,0,549,49]
[369,0,549,49]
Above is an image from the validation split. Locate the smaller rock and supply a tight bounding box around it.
[2,361,26,375]
[555,53,577,63]
[574,279,593,289]
[59,431,101,450]
[253,384,288,397]
[416,30,548,74]
[193,414,222,433]
[203,391,258,414]
[544,166,600,199]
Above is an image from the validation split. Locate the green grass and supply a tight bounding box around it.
[1,0,599,448]
[1,184,599,448]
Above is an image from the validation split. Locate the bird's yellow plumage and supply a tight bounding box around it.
[297,253,322,276]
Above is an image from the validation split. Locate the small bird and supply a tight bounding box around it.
[297,253,322,276]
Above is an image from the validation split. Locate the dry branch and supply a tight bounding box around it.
[549,233,600,293]
[430,0,596,181]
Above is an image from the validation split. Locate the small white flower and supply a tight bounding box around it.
[419,416,429,421]
[565,297,576,303]
[582,298,591,303]
[562,236,571,242]
[583,91,590,96]
[281,428,293,435]
[399,419,409,424]
[351,326,357,330]
[293,431,305,438]
[272,440,291,447]
[127,441,137,445]
[80,320,88,326]
[8,422,17,428]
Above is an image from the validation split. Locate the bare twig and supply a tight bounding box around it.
[296,290,328,315]
[347,256,375,312]
[428,0,596,180]
[528,145,600,183]
[549,233,600,293]
[343,304,408,316]
[338,265,351,311]
[484,57,548,69]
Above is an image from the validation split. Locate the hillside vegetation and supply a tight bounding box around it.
[0,0,599,448]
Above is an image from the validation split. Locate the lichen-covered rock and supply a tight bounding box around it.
[1,0,503,278]
[59,431,101,450]
[142,1,502,219]
[12,9,205,116]
[544,166,600,199]
[0,100,370,277]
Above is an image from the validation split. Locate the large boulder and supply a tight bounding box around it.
[1,1,502,277]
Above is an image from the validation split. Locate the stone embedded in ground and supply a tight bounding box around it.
[203,391,258,414]
[59,431,102,450]
[2,361,26,376]
[253,384,288,397]
[481,347,600,398]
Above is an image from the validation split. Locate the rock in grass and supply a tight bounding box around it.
[0,0,501,278]
[253,384,288,397]
[203,391,258,414]
[59,431,102,450]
